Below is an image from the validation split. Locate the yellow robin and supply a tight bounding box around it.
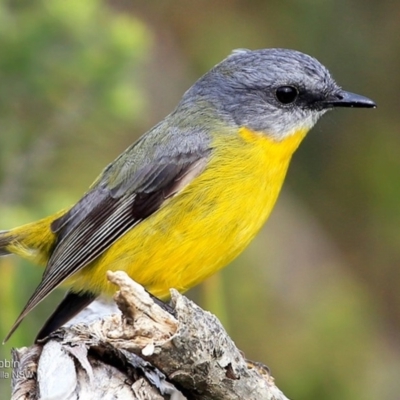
[0,48,376,342]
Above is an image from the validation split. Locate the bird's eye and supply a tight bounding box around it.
[275,86,299,104]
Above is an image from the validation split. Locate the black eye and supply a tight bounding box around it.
[275,86,299,104]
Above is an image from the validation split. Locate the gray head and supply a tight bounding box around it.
[180,48,375,140]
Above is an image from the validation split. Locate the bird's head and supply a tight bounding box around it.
[183,48,376,140]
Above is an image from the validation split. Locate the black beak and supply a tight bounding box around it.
[324,90,376,109]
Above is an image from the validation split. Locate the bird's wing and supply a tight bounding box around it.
[48,155,209,281]
[4,128,211,342]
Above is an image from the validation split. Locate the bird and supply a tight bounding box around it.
[0,48,376,342]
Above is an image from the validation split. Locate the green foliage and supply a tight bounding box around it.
[0,0,150,207]
[0,1,151,396]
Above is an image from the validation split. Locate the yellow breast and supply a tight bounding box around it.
[73,126,308,297]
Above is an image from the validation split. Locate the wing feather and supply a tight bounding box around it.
[4,149,209,341]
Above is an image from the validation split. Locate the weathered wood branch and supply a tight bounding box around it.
[11,271,289,400]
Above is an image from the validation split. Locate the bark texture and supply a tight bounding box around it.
[11,271,289,400]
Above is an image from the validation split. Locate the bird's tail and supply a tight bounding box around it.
[0,211,65,266]
[0,230,12,256]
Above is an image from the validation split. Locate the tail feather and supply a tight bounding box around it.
[35,291,97,341]
[0,212,66,265]
[0,230,13,256]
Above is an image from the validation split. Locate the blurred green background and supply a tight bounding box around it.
[0,0,398,398]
